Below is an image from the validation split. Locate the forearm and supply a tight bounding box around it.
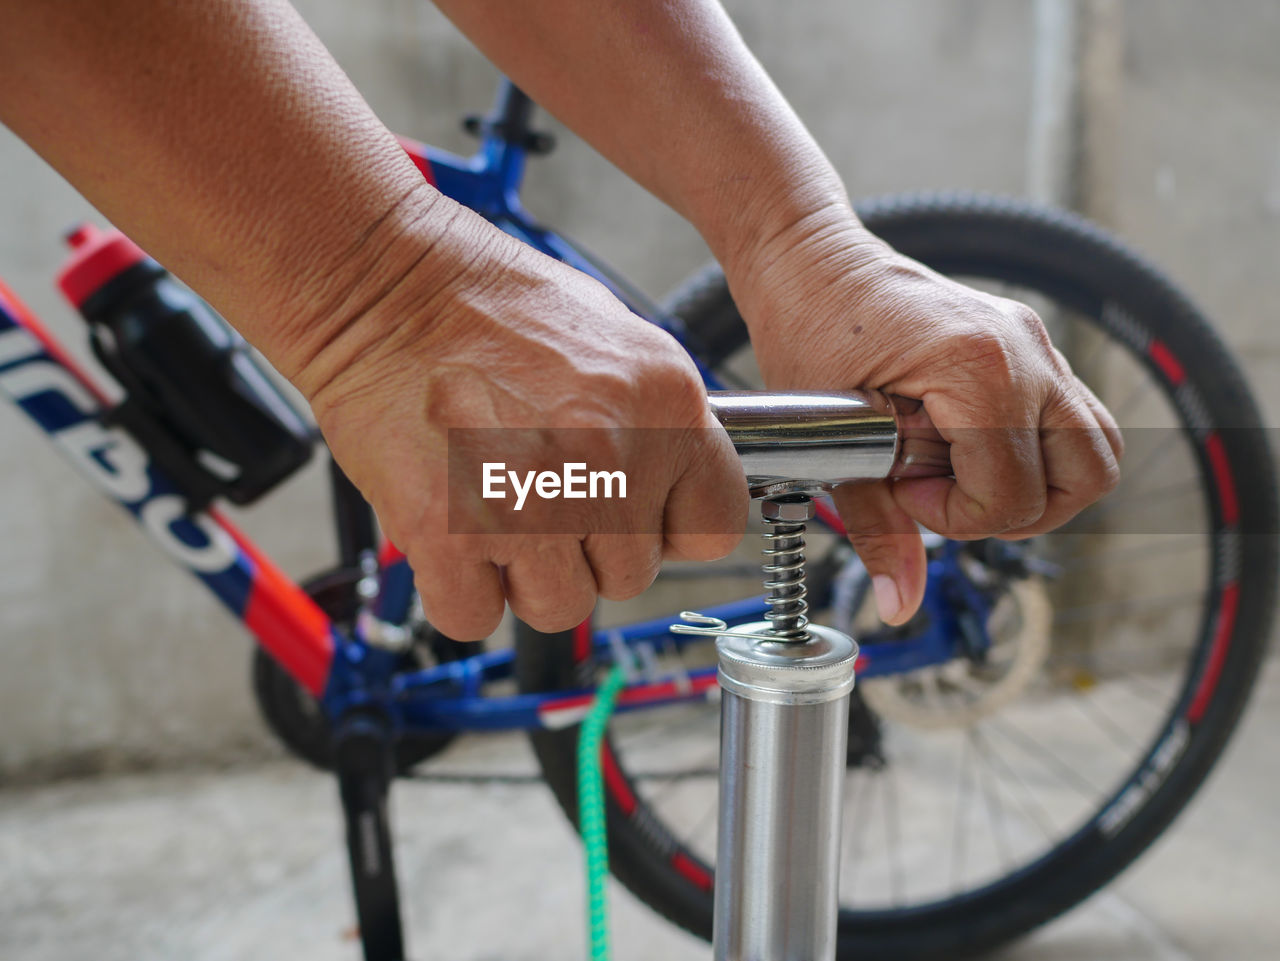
[0,0,477,390]
[432,0,859,276]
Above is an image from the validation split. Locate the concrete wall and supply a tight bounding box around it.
[0,1,1276,777]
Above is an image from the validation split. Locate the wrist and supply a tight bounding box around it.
[714,197,891,340]
[691,161,850,279]
[264,183,496,404]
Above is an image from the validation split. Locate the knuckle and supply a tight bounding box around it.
[1011,302,1050,341]
[653,359,708,418]
[958,327,1022,390]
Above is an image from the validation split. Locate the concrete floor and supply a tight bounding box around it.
[2,657,1278,961]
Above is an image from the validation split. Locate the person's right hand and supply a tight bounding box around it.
[292,208,747,641]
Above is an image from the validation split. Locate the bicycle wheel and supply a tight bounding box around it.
[515,194,1278,959]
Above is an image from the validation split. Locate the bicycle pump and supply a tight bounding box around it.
[677,391,905,961]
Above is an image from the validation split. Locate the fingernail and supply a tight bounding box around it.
[872,575,902,624]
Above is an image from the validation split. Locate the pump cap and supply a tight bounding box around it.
[56,223,150,309]
[716,623,858,705]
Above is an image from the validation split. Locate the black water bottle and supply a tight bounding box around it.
[56,223,313,506]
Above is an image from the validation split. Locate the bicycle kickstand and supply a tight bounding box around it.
[334,711,408,961]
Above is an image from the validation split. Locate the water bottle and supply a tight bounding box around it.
[57,223,313,506]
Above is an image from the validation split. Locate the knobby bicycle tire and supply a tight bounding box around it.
[515,194,1278,959]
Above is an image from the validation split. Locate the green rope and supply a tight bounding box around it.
[578,663,629,961]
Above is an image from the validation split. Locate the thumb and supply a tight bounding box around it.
[831,481,928,626]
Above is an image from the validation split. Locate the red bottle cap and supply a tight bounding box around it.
[56,223,150,309]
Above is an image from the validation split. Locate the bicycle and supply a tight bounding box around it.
[0,78,1275,961]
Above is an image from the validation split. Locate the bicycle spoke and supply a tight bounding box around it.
[637,743,721,807]
[1051,533,1204,568]
[971,729,1014,871]
[1118,672,1180,708]
[950,733,974,894]
[1063,479,1203,530]
[1111,429,1183,485]
[614,704,717,756]
[680,793,720,859]
[884,763,906,907]
[986,717,1106,799]
[971,726,1057,840]
[1068,690,1142,755]
[631,768,719,783]
[1051,590,1205,625]
[1110,376,1160,422]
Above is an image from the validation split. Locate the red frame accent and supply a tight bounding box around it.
[378,540,407,568]
[814,499,845,535]
[217,509,335,696]
[395,135,438,186]
[0,279,111,404]
[539,672,719,719]
[572,618,593,663]
[0,278,336,697]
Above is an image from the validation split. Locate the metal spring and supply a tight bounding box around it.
[761,517,809,640]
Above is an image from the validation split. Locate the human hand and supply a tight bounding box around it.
[725,206,1122,625]
[293,209,746,641]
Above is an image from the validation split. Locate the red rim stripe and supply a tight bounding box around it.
[1204,433,1240,525]
[1187,582,1240,723]
[671,851,714,892]
[1148,339,1186,387]
[601,745,638,816]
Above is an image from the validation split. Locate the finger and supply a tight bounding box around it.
[584,532,664,601]
[1047,350,1125,464]
[501,536,599,633]
[663,415,748,562]
[1076,377,1125,461]
[888,394,946,442]
[832,480,928,626]
[888,394,953,479]
[414,546,505,641]
[998,391,1121,539]
[892,394,1046,538]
